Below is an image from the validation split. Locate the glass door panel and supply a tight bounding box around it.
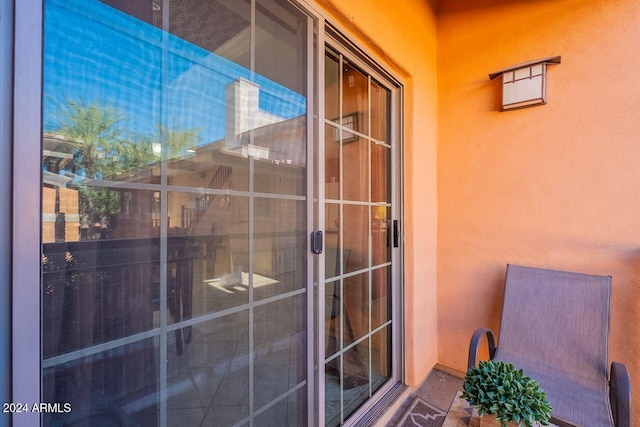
[343,138,369,202]
[325,53,341,123]
[371,326,392,393]
[325,363,342,427]
[161,0,251,70]
[253,198,307,300]
[371,206,391,266]
[343,204,368,274]
[325,122,341,203]
[41,0,311,426]
[253,295,307,407]
[342,340,370,419]
[323,49,397,426]
[166,311,250,426]
[43,338,161,426]
[371,266,392,329]
[255,0,308,96]
[341,63,369,144]
[371,142,391,203]
[167,191,250,316]
[370,80,390,144]
[343,272,370,347]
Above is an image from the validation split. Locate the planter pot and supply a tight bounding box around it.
[479,414,544,427]
[479,414,520,427]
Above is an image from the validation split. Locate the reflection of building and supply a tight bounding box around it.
[40,69,308,298]
[42,134,80,243]
[225,78,288,151]
[72,79,306,241]
[43,72,305,244]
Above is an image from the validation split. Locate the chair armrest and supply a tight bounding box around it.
[610,361,631,427]
[467,327,496,370]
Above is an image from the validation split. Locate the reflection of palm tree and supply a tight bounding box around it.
[49,99,201,239]
[155,123,199,160]
[50,100,125,238]
[52,100,201,177]
[54,99,124,179]
[115,139,155,171]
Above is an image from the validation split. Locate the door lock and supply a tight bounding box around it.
[311,230,323,254]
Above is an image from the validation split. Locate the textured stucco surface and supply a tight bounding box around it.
[437,0,640,421]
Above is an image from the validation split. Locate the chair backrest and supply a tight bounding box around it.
[497,264,611,392]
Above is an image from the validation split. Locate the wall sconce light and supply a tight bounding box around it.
[489,56,561,111]
[332,112,359,144]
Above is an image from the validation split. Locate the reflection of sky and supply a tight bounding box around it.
[44,0,306,146]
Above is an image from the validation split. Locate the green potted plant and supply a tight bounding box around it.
[461,360,553,427]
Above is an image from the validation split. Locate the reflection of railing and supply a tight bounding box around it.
[208,165,232,190]
[180,165,232,229]
[42,232,304,359]
[180,195,210,229]
[41,231,303,425]
[181,206,199,229]
[42,237,195,427]
[42,237,193,359]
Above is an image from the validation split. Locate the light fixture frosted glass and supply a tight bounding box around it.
[489,56,561,111]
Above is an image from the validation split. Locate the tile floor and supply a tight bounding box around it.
[371,365,464,427]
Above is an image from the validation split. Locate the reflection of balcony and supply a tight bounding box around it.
[42,134,83,243]
[41,232,304,358]
[43,133,80,172]
[42,237,194,358]
[181,165,232,230]
[41,236,195,427]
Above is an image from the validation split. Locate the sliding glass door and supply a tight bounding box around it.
[323,46,398,427]
[33,1,402,426]
[41,0,312,425]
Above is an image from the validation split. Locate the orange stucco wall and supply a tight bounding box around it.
[437,0,640,416]
[313,0,440,385]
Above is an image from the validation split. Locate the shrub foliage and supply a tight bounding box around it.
[461,361,553,427]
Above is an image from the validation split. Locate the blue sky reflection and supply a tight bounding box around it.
[43,0,306,146]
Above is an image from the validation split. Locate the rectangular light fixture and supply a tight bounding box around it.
[332,112,359,144]
[489,56,561,111]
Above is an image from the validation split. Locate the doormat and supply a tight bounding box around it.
[397,397,446,427]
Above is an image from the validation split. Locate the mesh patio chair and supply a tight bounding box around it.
[468,264,631,427]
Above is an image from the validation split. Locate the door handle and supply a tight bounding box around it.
[311,230,323,254]
[393,220,399,248]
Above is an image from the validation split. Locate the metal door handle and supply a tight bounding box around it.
[311,230,323,254]
[393,220,399,248]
